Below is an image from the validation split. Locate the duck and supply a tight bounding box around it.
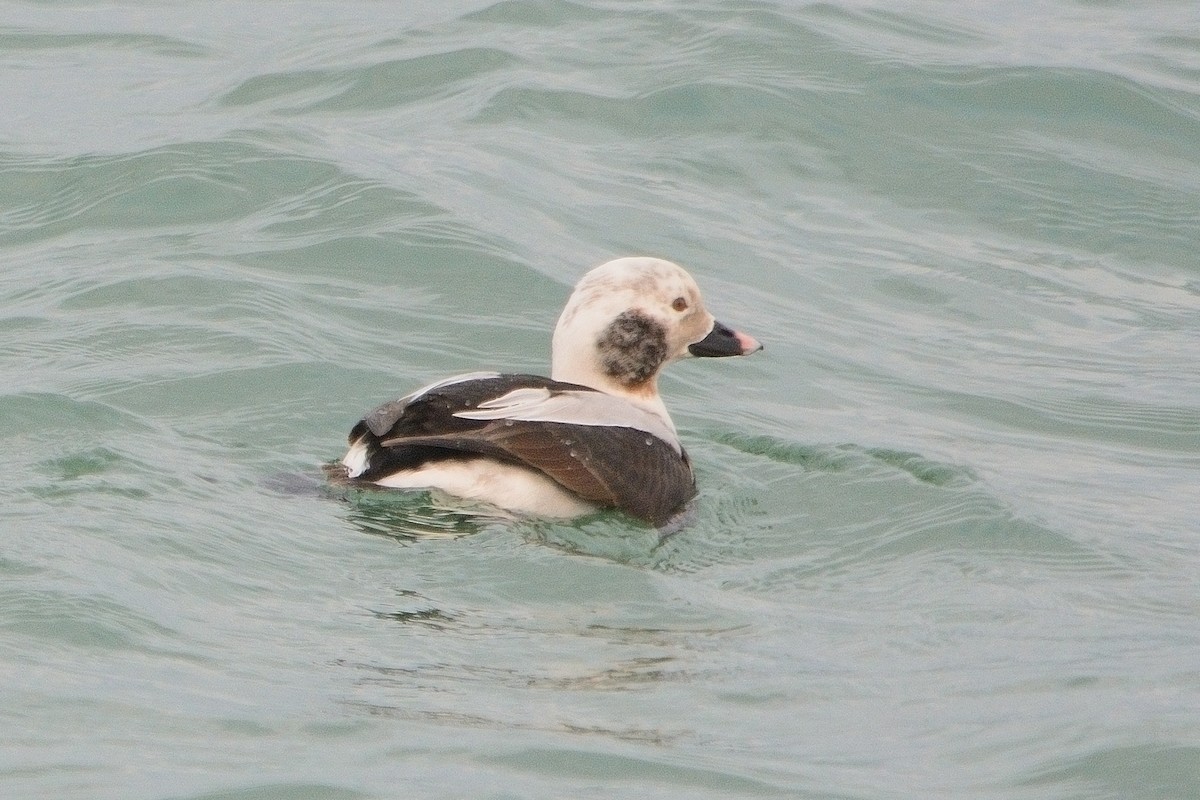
[332,256,762,526]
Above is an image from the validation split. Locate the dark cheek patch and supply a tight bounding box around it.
[597,311,669,385]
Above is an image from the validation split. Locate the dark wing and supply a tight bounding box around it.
[350,374,576,448]
[348,374,696,526]
[394,420,696,526]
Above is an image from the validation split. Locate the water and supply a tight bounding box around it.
[3,1,1199,798]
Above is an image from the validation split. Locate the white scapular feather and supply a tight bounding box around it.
[452,387,681,452]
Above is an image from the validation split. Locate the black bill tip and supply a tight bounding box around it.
[688,320,763,358]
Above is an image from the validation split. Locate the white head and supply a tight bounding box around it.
[551,257,761,418]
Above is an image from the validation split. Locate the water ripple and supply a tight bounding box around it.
[4,1,1200,797]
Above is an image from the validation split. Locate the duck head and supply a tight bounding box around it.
[551,257,761,416]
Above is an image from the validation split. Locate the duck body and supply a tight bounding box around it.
[340,372,696,525]
[334,257,761,526]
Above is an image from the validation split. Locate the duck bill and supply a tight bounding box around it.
[688,320,763,358]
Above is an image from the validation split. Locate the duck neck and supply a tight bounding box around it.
[552,360,676,433]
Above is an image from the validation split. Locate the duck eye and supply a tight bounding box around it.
[672,297,688,312]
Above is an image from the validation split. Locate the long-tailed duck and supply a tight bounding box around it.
[333,256,761,526]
